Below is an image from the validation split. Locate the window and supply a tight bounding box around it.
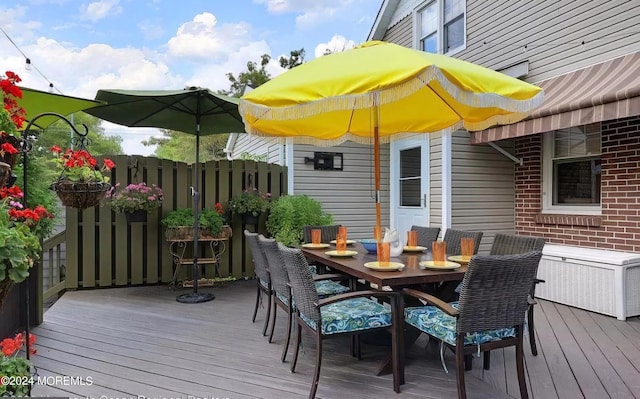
[542,123,602,214]
[417,0,466,55]
[400,147,422,207]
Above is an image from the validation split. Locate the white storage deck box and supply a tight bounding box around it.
[537,244,640,320]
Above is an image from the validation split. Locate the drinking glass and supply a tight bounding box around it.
[460,237,475,261]
[377,242,390,264]
[407,230,418,247]
[432,241,446,263]
[311,229,322,245]
[336,234,347,251]
[338,226,348,240]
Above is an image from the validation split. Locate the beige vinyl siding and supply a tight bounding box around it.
[382,12,413,47]
[461,0,640,82]
[429,132,443,231]
[229,135,283,165]
[450,132,516,254]
[292,142,390,239]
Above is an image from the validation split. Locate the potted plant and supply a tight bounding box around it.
[0,332,37,397]
[108,182,163,223]
[266,194,333,247]
[49,145,115,209]
[228,189,271,225]
[162,206,231,240]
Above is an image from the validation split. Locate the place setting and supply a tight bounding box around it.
[403,230,427,253]
[301,228,331,249]
[325,226,359,257]
[364,241,405,271]
[419,241,462,270]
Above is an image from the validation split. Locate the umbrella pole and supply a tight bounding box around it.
[373,105,382,241]
[176,116,215,304]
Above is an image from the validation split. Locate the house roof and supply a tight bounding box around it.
[367,0,401,41]
[471,51,640,143]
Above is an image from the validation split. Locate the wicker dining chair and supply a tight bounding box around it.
[411,225,441,248]
[258,235,350,362]
[403,250,543,399]
[490,233,546,356]
[302,225,342,244]
[244,230,272,336]
[279,243,401,398]
[442,229,483,256]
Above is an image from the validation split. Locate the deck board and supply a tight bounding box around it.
[27,281,640,399]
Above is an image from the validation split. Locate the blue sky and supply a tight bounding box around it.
[0,0,382,154]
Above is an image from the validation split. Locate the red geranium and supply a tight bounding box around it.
[1,70,26,129]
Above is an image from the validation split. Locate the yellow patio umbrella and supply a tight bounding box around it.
[239,41,544,238]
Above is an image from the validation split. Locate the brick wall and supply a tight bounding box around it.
[514,115,640,253]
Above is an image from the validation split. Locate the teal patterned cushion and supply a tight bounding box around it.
[315,280,350,298]
[300,297,392,335]
[259,279,269,289]
[275,291,291,306]
[404,302,516,346]
[308,265,317,274]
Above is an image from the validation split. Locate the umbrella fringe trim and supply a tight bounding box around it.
[239,67,544,122]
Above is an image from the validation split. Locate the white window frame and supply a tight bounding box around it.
[413,0,467,56]
[542,128,602,215]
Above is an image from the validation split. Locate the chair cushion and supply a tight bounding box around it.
[308,265,317,274]
[404,302,516,346]
[315,280,350,298]
[259,279,269,290]
[275,291,291,306]
[300,297,392,335]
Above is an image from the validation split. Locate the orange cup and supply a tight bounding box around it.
[374,226,382,242]
[311,229,322,244]
[461,237,475,261]
[336,234,347,251]
[338,226,347,240]
[407,230,418,247]
[377,242,390,264]
[432,241,446,263]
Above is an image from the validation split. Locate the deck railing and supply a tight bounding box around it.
[42,230,67,302]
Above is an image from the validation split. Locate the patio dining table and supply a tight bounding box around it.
[301,242,468,386]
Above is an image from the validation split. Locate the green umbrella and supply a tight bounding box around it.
[18,87,103,129]
[85,87,246,303]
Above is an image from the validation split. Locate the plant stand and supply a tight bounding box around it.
[167,236,229,288]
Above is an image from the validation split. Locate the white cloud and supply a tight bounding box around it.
[167,13,251,61]
[80,0,123,22]
[314,35,356,58]
[254,0,359,29]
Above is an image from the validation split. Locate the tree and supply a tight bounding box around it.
[143,130,228,164]
[223,54,272,97]
[279,48,305,69]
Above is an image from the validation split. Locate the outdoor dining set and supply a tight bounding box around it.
[245,226,545,399]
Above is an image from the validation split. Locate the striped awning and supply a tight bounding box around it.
[471,52,640,144]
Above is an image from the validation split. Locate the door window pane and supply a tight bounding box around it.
[400,147,422,207]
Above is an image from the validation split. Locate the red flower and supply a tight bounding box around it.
[103,158,115,170]
[1,142,18,154]
[50,145,62,153]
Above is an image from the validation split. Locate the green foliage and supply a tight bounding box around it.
[279,48,305,69]
[0,201,41,284]
[13,157,58,239]
[239,151,266,162]
[0,333,36,397]
[161,208,224,235]
[143,130,229,163]
[266,195,333,247]
[228,189,271,217]
[0,108,18,136]
[223,54,273,97]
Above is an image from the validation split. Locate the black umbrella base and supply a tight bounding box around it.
[176,292,215,303]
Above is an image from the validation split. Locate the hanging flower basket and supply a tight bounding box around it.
[50,181,111,209]
[0,161,10,188]
[124,209,148,223]
[0,133,21,168]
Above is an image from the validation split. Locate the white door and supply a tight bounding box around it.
[390,137,429,242]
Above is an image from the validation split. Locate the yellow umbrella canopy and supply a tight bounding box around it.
[239,40,544,235]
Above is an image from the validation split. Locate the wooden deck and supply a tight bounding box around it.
[29,280,640,399]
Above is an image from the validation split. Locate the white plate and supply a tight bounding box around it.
[364,261,405,271]
[448,255,471,264]
[330,239,356,245]
[301,243,330,249]
[419,260,461,270]
[325,250,358,257]
[403,246,427,252]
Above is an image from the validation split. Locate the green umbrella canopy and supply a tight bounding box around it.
[85,87,245,135]
[18,87,104,130]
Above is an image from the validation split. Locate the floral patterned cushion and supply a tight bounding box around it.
[404,301,516,346]
[315,280,350,298]
[300,297,392,335]
[308,265,318,274]
[259,279,269,290]
[275,291,291,306]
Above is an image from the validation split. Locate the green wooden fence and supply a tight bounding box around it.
[63,155,287,289]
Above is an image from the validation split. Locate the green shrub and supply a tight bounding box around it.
[161,208,224,235]
[266,195,333,247]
